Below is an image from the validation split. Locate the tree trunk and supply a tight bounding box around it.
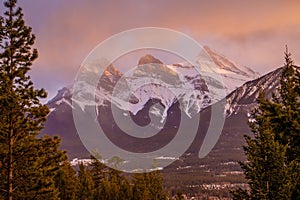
[7,129,13,200]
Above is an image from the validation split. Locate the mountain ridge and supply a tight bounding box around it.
[47,46,259,118]
[43,47,270,162]
[42,52,298,193]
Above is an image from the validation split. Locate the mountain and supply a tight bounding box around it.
[162,66,292,191]
[48,47,259,117]
[225,67,283,117]
[43,47,295,192]
[196,46,260,92]
[43,51,299,195]
[196,67,287,159]
[43,47,261,160]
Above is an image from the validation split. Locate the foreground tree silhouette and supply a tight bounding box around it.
[54,161,78,200]
[90,156,132,200]
[86,155,167,200]
[232,48,300,199]
[132,170,167,200]
[0,0,66,199]
[77,164,95,200]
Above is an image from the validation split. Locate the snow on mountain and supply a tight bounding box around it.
[44,47,287,163]
[116,55,213,118]
[47,47,260,119]
[225,67,283,117]
[196,46,260,93]
[48,85,73,105]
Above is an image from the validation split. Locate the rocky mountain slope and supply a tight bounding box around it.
[42,47,298,194]
[43,47,271,158]
[43,47,264,161]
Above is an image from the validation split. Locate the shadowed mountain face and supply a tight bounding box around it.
[43,50,285,170]
[97,100,181,153]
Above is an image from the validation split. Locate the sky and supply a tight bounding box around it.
[1,0,300,101]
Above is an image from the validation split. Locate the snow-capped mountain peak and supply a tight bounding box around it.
[195,46,260,93]
[109,55,213,118]
[48,47,260,120]
[47,85,73,105]
[203,46,259,79]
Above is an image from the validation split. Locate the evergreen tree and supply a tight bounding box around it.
[77,164,94,200]
[96,172,132,200]
[55,161,77,200]
[89,154,107,194]
[132,171,167,200]
[132,173,151,200]
[90,155,132,200]
[274,49,300,162]
[232,48,300,199]
[0,0,66,199]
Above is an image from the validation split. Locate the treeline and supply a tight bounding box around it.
[56,157,167,200]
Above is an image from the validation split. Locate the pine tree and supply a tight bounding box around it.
[90,155,132,200]
[54,161,77,200]
[132,171,167,200]
[77,164,94,200]
[232,48,300,199]
[274,49,300,162]
[89,154,107,192]
[132,173,151,200]
[0,0,66,199]
[97,174,132,200]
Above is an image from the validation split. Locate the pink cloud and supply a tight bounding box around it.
[16,0,300,98]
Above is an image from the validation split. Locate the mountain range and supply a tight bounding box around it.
[42,46,289,190]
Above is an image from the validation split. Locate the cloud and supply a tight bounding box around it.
[16,0,300,99]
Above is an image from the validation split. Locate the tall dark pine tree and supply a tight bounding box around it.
[232,48,300,199]
[132,171,166,200]
[90,155,132,200]
[77,164,95,200]
[54,161,78,200]
[0,0,66,199]
[275,49,300,162]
